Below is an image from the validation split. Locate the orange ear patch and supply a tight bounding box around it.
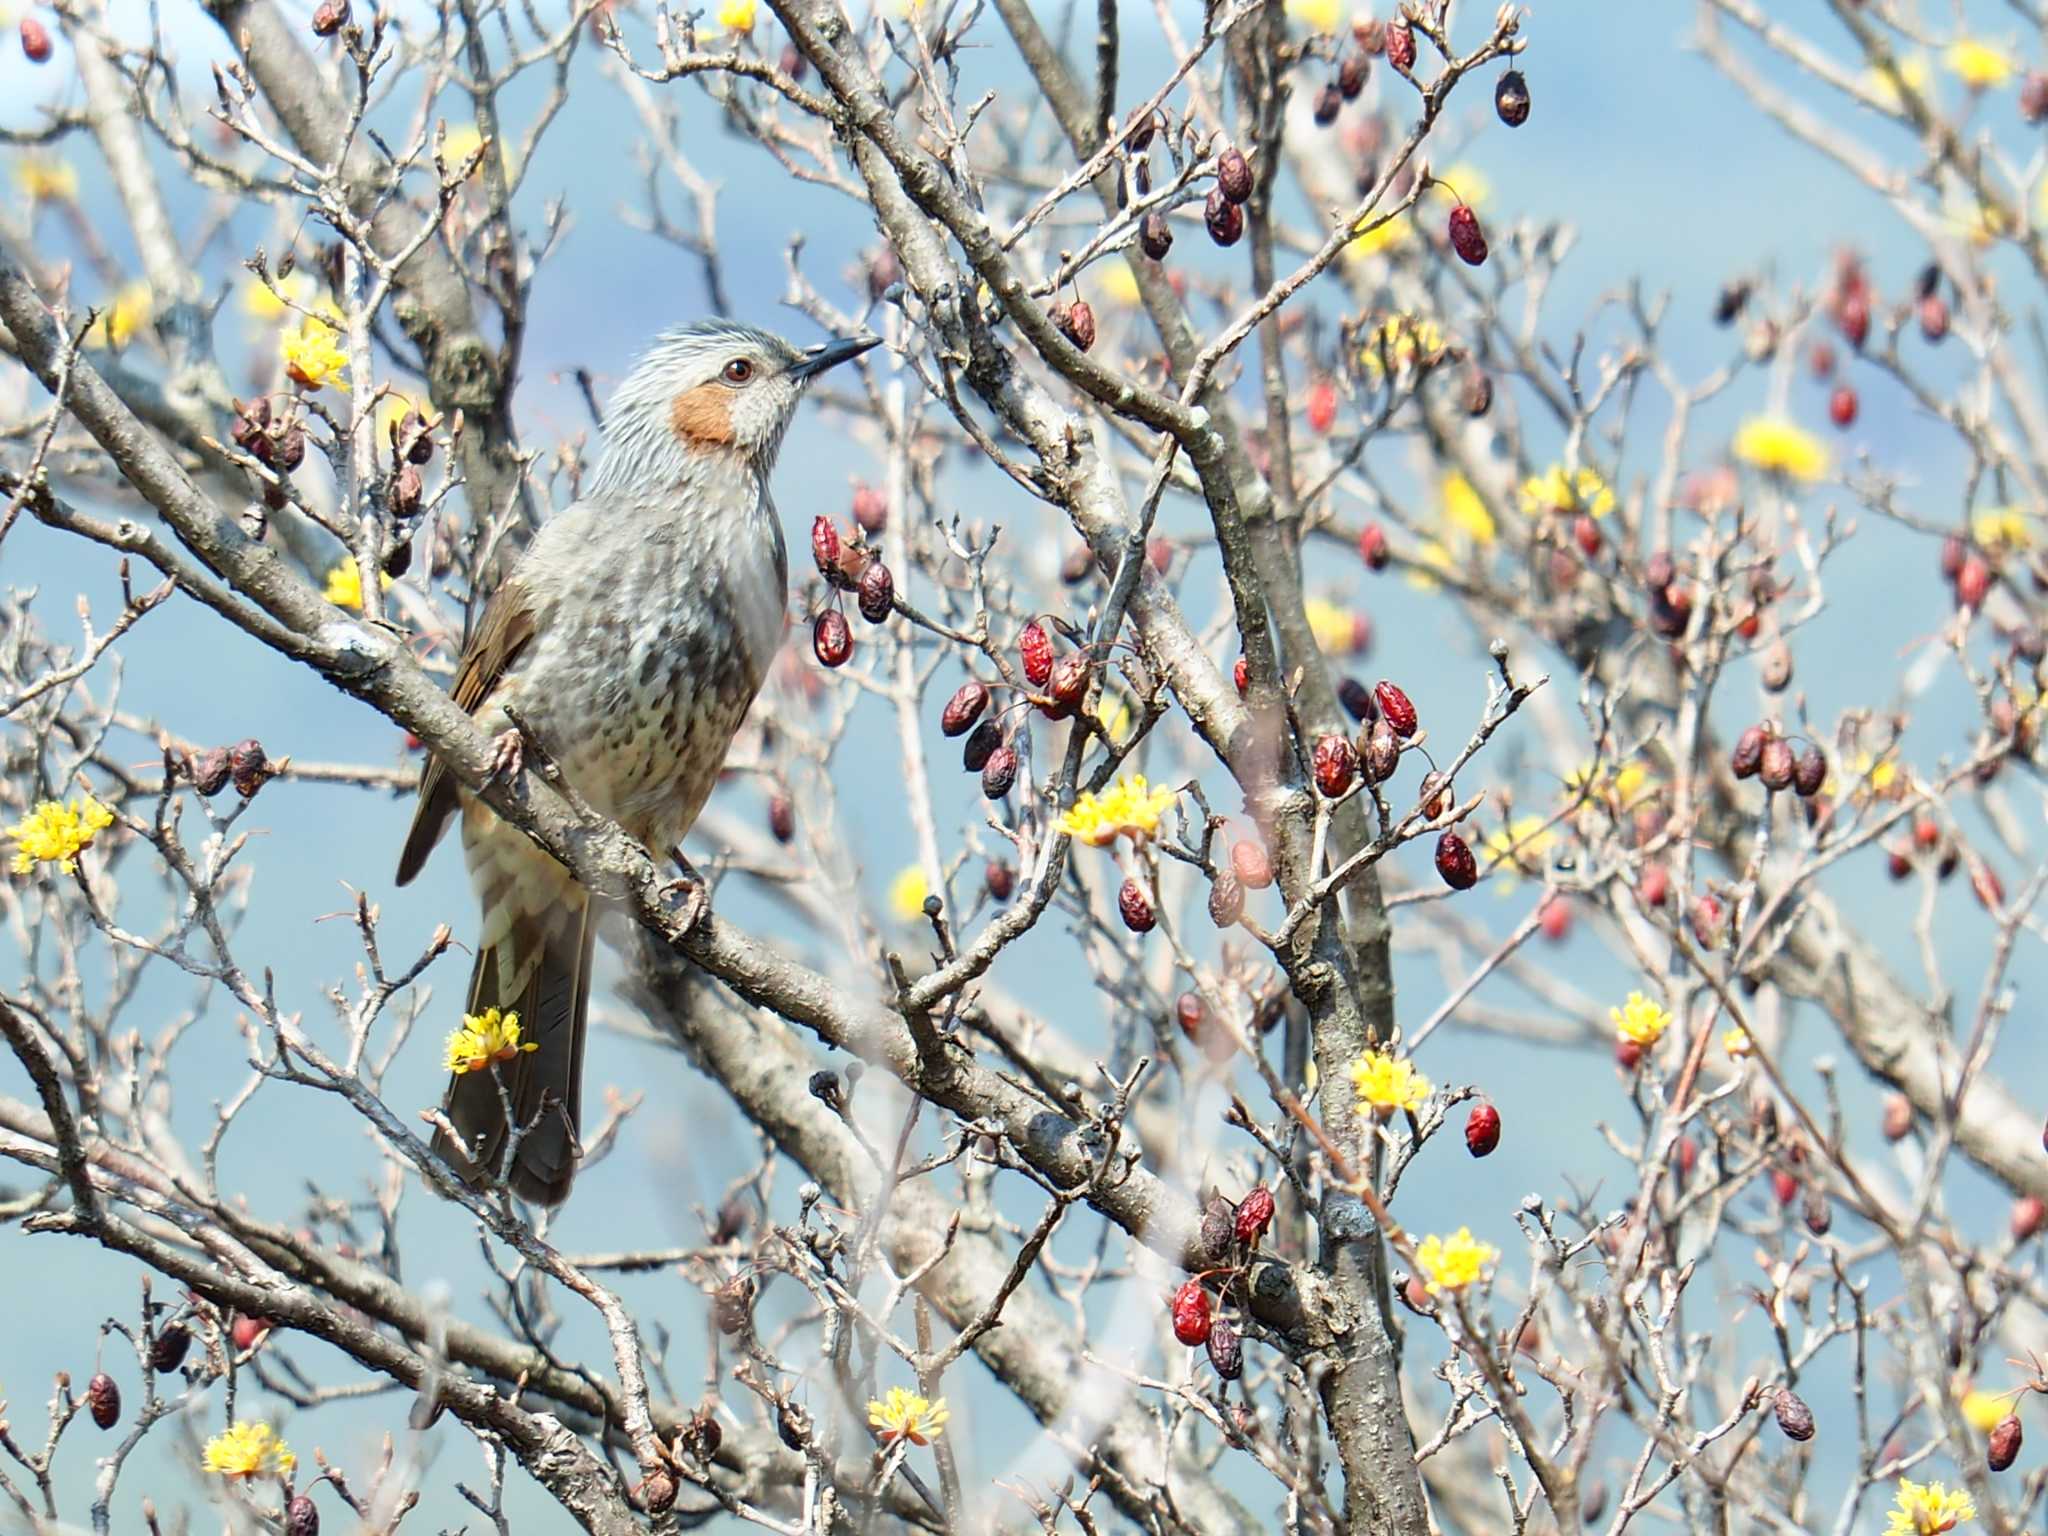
[669,382,737,447]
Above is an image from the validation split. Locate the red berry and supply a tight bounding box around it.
[1118,877,1155,933]
[857,559,894,623]
[1676,1136,1699,1178]
[1464,1101,1500,1157]
[1615,1037,1643,1071]
[1640,862,1670,908]
[1793,745,1827,798]
[1828,383,1858,428]
[1731,724,1766,779]
[810,515,842,578]
[1233,655,1250,694]
[1809,340,1837,377]
[1205,1319,1243,1379]
[1234,1185,1276,1245]
[1494,69,1529,126]
[20,15,51,60]
[1140,211,1173,260]
[1384,20,1414,71]
[1941,534,1967,580]
[767,791,795,843]
[980,744,1018,799]
[1359,521,1390,570]
[1771,1169,1799,1207]
[1306,376,1338,435]
[1538,895,1571,942]
[1205,188,1244,246]
[1231,839,1274,890]
[1887,846,1912,881]
[1373,680,1418,738]
[1913,815,1941,850]
[1775,1388,1815,1441]
[1918,291,1950,342]
[87,1372,120,1430]
[2013,1195,2046,1242]
[940,681,990,736]
[1461,367,1495,416]
[1312,82,1343,125]
[1208,871,1245,928]
[1216,145,1253,205]
[985,860,1016,900]
[1759,736,1795,792]
[1056,299,1097,353]
[1170,1279,1213,1345]
[1989,1413,2023,1473]
[1691,892,1726,947]
[1312,733,1358,798]
[1837,290,1870,349]
[1435,830,1477,890]
[1883,1093,1914,1140]
[1175,991,1206,1044]
[1019,620,1054,686]
[1363,721,1399,783]
[851,482,887,532]
[1416,770,1448,817]
[231,1314,271,1351]
[1338,51,1368,99]
[813,609,852,667]
[286,1494,321,1536]
[1447,204,1487,266]
[1043,652,1090,719]
[148,1324,192,1374]
[1574,514,1601,558]
[1957,553,1992,610]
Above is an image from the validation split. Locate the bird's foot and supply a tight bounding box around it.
[482,728,526,786]
[660,856,711,935]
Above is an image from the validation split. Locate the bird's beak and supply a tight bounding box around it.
[788,333,883,382]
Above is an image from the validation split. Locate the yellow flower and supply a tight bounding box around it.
[14,157,77,203]
[440,123,486,174]
[1304,597,1364,654]
[1429,163,1490,211]
[1345,212,1413,261]
[1732,417,1829,482]
[1347,1048,1430,1115]
[201,1422,296,1480]
[1355,312,1445,381]
[1441,473,1496,546]
[1565,758,1651,810]
[1864,53,1931,112]
[1960,1388,2010,1433]
[1838,749,1901,802]
[1404,538,1453,593]
[8,794,115,875]
[89,282,153,350]
[1956,199,2015,248]
[713,0,755,32]
[888,865,930,920]
[1886,1477,1976,1535]
[443,1007,536,1075]
[1283,0,1339,34]
[1945,39,2013,90]
[1479,816,1554,884]
[1721,1025,1753,1058]
[1098,258,1143,308]
[1972,508,2030,554]
[282,311,350,392]
[1611,990,1672,1048]
[1414,1227,1499,1294]
[1517,464,1615,520]
[241,271,316,322]
[868,1387,949,1446]
[1057,773,1178,847]
[1095,692,1135,746]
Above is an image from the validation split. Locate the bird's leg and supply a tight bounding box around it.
[659,852,710,935]
[482,728,525,785]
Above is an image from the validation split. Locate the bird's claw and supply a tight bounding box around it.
[660,874,709,935]
[483,728,526,786]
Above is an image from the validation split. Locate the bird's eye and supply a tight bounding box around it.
[722,358,755,384]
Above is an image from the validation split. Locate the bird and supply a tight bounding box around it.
[396,319,880,1204]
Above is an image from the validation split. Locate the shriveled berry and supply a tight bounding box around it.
[1373,680,1417,738]
[1759,736,1795,791]
[1359,521,1390,570]
[1640,862,1670,907]
[188,747,232,797]
[851,482,887,533]
[1118,877,1155,933]
[1917,291,1950,342]
[980,745,1018,799]
[1338,51,1368,99]
[87,1372,120,1430]
[1338,677,1376,720]
[20,15,51,61]
[1056,299,1097,353]
[1461,367,1494,416]
[986,861,1016,900]
[1231,839,1273,890]
[1140,211,1173,260]
[1045,652,1091,717]
[1435,830,1477,890]
[1465,1100,1500,1157]
[1061,544,1094,585]
[2013,1195,2046,1241]
[2023,71,2048,124]
[1306,376,1338,434]
[1447,204,1487,266]
[1802,1187,1831,1235]
[1957,553,1992,610]
[1216,146,1253,205]
[1312,82,1342,125]
[811,515,843,578]
[1205,1319,1243,1378]
[1793,745,1826,798]
[1882,1092,1913,1141]
[1573,514,1601,559]
[1196,1191,1234,1263]
[1837,289,1870,349]
[231,1313,271,1351]
[311,0,348,34]
[229,738,274,799]
[1234,1185,1275,1246]
[767,791,795,843]
[1384,20,1414,71]
[813,609,852,667]
[962,720,1001,772]
[1362,720,1400,783]
[1170,1279,1213,1345]
[1494,69,1529,126]
[1205,188,1244,246]
[1774,1388,1815,1441]
[1208,870,1245,927]
[941,682,990,737]
[1019,620,1054,686]
[1771,1169,1799,1206]
[1828,383,1858,429]
[1312,733,1358,798]
[1417,770,1448,817]
[1691,892,1726,948]
[149,1323,192,1373]
[286,1493,321,1536]
[857,559,894,623]
[1990,1412,2023,1472]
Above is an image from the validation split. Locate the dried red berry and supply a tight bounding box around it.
[1140,211,1173,261]
[1358,521,1390,570]
[1235,1186,1275,1246]
[1205,188,1244,246]
[1538,894,1571,942]
[1231,839,1273,890]
[960,720,997,771]
[149,1323,192,1373]
[1828,383,1858,429]
[1384,20,1414,72]
[1793,745,1826,798]
[1461,367,1494,416]
[857,559,894,624]
[1640,862,1670,908]
[1362,721,1399,783]
[1771,1169,1799,1206]
[1990,1412,2023,1472]
[1957,553,1992,610]
[286,1493,321,1536]
[1435,830,1477,890]
[1837,289,1870,350]
[1373,680,1418,739]
[1176,992,1207,1043]
[1759,736,1795,792]
[1306,376,1338,435]
[1205,1319,1243,1378]
[311,0,348,34]
[87,1372,120,1430]
[1216,146,1253,205]
[1338,677,1376,721]
[1882,1092,1913,1141]
[1019,620,1054,686]
[1494,69,1529,126]
[1574,514,1601,558]
[1773,1388,1815,1441]
[1170,1279,1213,1345]
[980,745,1018,799]
[1731,725,1766,779]
[1208,870,1245,927]
[20,14,51,60]
[1917,291,1950,342]
[1117,877,1155,933]
[2013,1195,2046,1241]
[941,682,990,736]
[1447,204,1487,266]
[1803,1187,1831,1235]
[187,747,232,797]
[1615,1037,1643,1072]
[851,482,887,533]
[1416,769,1448,817]
[1312,82,1342,125]
[2023,71,2048,123]
[1313,733,1358,798]
[228,738,274,799]
[1465,1100,1500,1157]
[1338,51,1368,99]
[767,791,795,843]
[813,609,852,667]
[1233,655,1250,694]
[985,860,1016,900]
[1056,299,1097,353]
[1045,652,1091,718]
[230,1313,271,1351]
[1691,892,1726,948]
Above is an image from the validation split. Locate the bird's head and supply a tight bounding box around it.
[589,319,879,498]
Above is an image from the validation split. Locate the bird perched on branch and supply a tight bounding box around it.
[397,320,880,1204]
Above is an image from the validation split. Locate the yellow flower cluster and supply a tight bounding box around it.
[1355,312,1445,380]
[241,271,316,322]
[443,1007,536,1075]
[1945,39,2013,90]
[8,794,114,875]
[1304,597,1364,654]
[888,865,930,921]
[1058,773,1178,846]
[1959,1388,2009,1433]
[1886,1477,1975,1535]
[90,282,153,350]
[282,307,350,391]
[868,1387,949,1446]
[1565,759,1651,811]
[1611,991,1671,1047]
[1414,1227,1499,1294]
[1721,1025,1753,1058]
[1282,0,1339,33]
[201,1421,296,1480]
[1479,816,1554,886]
[14,157,77,203]
[712,0,756,31]
[1518,464,1615,519]
[1971,507,2030,554]
[1732,417,1828,482]
[321,560,395,611]
[1348,1049,1430,1115]
[1441,474,1496,546]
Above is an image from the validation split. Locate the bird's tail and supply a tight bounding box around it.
[434,886,594,1206]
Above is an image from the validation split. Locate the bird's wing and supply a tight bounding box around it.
[396,579,537,886]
